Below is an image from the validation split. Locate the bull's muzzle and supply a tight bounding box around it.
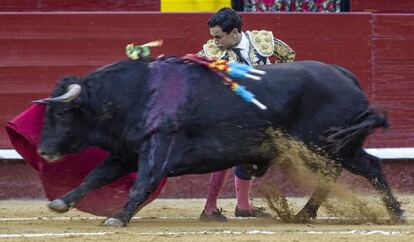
[37,148,63,163]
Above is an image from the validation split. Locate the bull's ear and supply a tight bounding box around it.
[32,84,82,104]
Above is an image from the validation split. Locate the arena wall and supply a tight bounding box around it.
[0,0,160,11]
[2,158,414,199]
[0,12,413,198]
[369,14,414,147]
[1,12,412,148]
[351,0,414,13]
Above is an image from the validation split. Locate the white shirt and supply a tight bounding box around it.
[234,32,250,65]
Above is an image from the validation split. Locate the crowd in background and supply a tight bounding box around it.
[232,0,350,12]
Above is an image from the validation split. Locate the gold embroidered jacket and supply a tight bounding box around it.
[197,30,295,66]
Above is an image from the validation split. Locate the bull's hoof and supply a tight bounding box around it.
[400,211,408,222]
[391,210,408,223]
[47,199,69,213]
[294,209,316,223]
[103,218,126,227]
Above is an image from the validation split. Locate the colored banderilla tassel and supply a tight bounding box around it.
[182,54,268,110]
[230,82,267,110]
[208,60,266,81]
[125,40,163,60]
[227,61,266,80]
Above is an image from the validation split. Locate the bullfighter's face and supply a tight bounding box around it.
[209,26,240,50]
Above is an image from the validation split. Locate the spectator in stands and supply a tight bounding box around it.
[242,0,348,12]
[197,7,295,221]
[231,0,245,11]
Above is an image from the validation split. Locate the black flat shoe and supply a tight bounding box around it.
[199,208,228,222]
[234,206,272,218]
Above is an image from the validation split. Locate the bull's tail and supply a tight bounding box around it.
[322,106,389,154]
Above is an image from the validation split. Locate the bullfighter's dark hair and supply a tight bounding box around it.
[207,7,242,33]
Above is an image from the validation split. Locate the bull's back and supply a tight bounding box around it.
[167,60,370,169]
[252,61,369,143]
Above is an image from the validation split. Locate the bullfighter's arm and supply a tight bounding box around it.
[273,38,295,63]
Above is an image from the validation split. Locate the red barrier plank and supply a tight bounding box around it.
[372,61,414,98]
[369,129,414,148]
[40,0,160,11]
[244,13,372,39]
[372,14,414,61]
[0,0,160,11]
[0,39,142,67]
[0,13,187,40]
[373,39,414,61]
[370,13,414,148]
[0,162,44,199]
[371,61,414,138]
[0,66,98,95]
[373,14,414,38]
[351,0,414,13]
[0,0,38,11]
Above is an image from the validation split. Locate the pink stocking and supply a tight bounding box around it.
[203,169,231,214]
[235,176,253,211]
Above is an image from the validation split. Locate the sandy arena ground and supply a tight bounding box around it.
[1,196,414,241]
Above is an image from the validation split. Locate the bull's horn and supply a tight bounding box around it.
[33,84,82,104]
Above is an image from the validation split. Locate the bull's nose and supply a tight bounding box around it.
[37,148,61,162]
[37,148,47,157]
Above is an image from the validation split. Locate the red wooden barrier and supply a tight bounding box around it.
[0,12,412,149]
[351,0,414,13]
[0,0,160,11]
[368,14,414,147]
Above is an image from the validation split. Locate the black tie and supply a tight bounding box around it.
[233,48,249,65]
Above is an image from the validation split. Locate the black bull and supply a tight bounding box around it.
[36,58,405,227]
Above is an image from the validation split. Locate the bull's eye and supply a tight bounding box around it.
[53,106,78,119]
[55,112,64,118]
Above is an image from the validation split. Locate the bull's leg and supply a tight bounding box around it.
[48,155,136,213]
[343,150,405,222]
[294,165,343,222]
[104,134,176,227]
